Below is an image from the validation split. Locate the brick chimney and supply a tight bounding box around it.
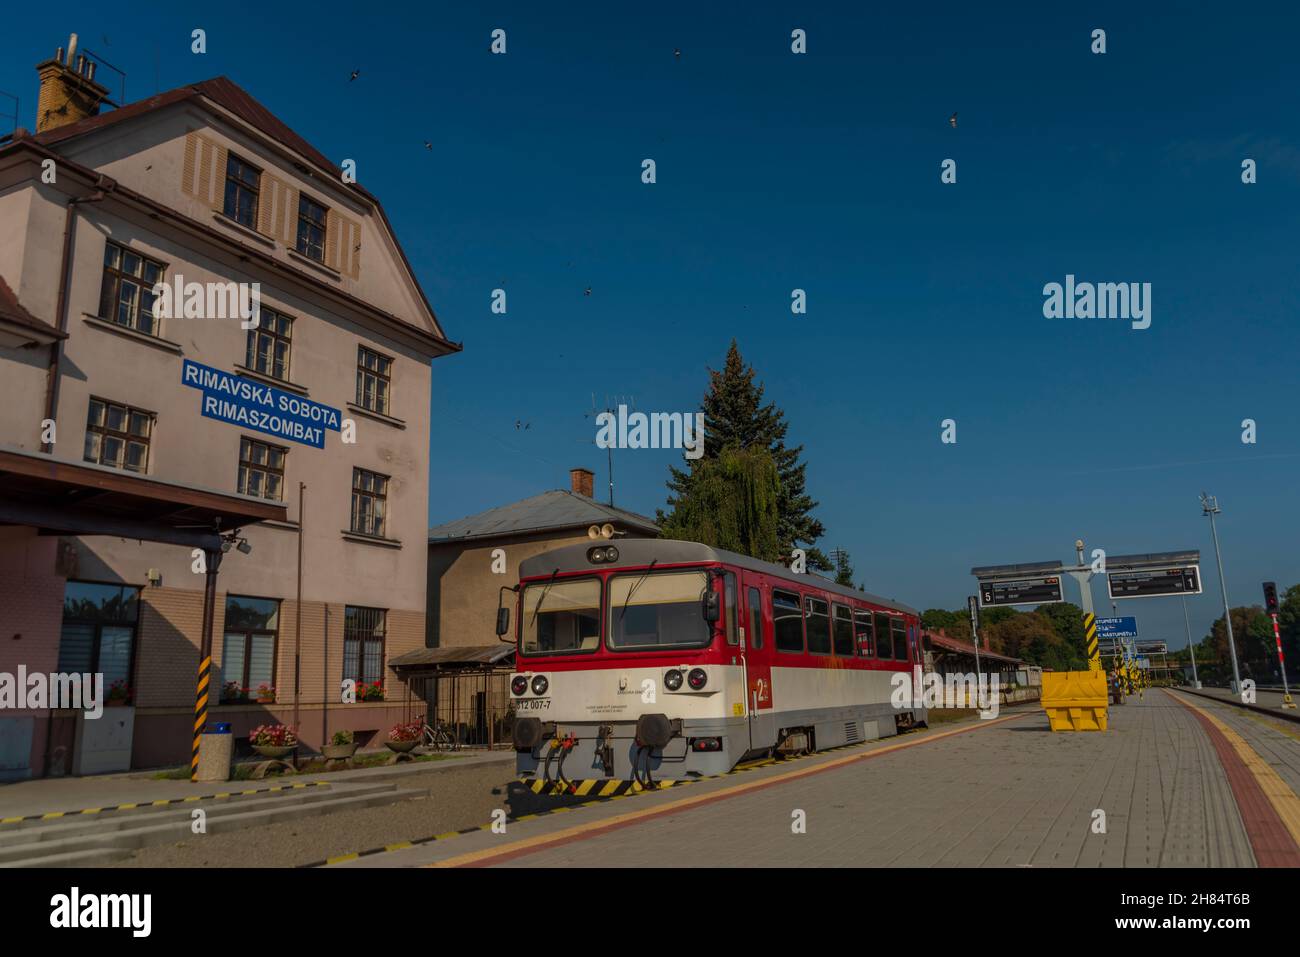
[570,468,594,498]
[35,34,110,134]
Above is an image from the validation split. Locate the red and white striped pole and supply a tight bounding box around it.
[1270,613,1295,710]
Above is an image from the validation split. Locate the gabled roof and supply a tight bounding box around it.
[428,490,659,544]
[27,76,449,342]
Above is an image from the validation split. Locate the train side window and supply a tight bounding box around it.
[747,587,763,649]
[804,596,831,655]
[891,618,907,662]
[854,609,874,657]
[832,603,854,656]
[772,589,804,653]
[874,612,893,659]
[724,572,738,646]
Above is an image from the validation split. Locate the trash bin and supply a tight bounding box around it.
[196,722,233,782]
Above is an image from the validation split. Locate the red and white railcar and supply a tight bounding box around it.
[506,539,926,785]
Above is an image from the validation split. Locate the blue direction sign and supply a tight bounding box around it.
[1095,616,1138,639]
[181,359,341,448]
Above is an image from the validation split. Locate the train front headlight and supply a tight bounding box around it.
[687,668,708,690]
[664,669,684,692]
[531,674,550,696]
[511,675,529,696]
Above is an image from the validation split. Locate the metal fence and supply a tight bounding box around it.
[399,669,515,748]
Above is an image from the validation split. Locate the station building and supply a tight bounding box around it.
[0,34,459,779]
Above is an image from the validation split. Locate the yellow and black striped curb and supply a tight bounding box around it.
[301,740,885,868]
[0,780,329,826]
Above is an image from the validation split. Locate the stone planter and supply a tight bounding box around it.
[252,744,296,759]
[322,743,358,760]
[385,739,419,753]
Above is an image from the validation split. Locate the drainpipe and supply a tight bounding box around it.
[43,175,113,454]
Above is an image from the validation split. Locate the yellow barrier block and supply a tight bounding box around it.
[1041,670,1109,732]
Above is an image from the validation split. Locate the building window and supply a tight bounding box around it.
[350,468,389,537]
[296,194,327,262]
[221,596,279,700]
[99,241,164,335]
[343,606,386,686]
[223,153,261,228]
[237,437,286,501]
[60,582,140,697]
[355,346,392,415]
[245,307,293,380]
[772,589,804,654]
[84,398,153,472]
[832,603,855,656]
[804,596,831,655]
[747,586,763,649]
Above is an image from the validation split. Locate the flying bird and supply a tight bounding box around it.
[515,420,531,431]
[674,48,681,58]
[949,112,957,128]
[349,69,360,81]
[423,141,433,151]
[584,287,592,296]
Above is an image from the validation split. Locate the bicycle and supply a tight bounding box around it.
[417,715,459,751]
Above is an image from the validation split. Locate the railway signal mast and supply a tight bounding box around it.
[1262,582,1295,709]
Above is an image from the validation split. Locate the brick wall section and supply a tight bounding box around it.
[134,586,217,708]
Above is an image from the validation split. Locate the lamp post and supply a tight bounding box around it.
[1200,493,1241,693]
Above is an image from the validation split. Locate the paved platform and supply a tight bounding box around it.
[328,691,1300,868]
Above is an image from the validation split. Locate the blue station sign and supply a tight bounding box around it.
[181,359,341,449]
[1095,616,1138,640]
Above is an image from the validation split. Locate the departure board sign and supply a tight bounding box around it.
[1106,566,1201,600]
[979,576,1063,608]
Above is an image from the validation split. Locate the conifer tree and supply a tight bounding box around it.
[660,340,828,568]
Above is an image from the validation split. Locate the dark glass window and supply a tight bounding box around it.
[854,610,874,657]
[238,437,286,501]
[59,582,140,694]
[355,346,392,415]
[245,307,293,381]
[222,596,278,698]
[223,153,261,228]
[724,572,738,646]
[747,587,763,649]
[832,604,855,656]
[607,571,711,651]
[343,606,385,685]
[804,596,831,655]
[350,468,389,537]
[296,194,327,261]
[84,398,153,473]
[98,241,164,335]
[892,618,908,663]
[874,612,893,659]
[772,589,804,653]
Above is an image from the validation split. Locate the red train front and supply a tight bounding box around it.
[506,539,926,789]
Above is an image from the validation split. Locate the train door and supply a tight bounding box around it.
[740,575,777,751]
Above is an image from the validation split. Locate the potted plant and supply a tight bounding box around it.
[322,729,357,760]
[248,723,297,759]
[220,681,246,704]
[105,679,133,707]
[256,683,277,704]
[357,680,385,702]
[385,720,422,753]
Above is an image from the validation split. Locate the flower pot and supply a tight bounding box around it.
[252,744,296,759]
[322,743,358,760]
[385,739,419,753]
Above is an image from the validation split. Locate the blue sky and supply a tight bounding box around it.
[5,2,1298,650]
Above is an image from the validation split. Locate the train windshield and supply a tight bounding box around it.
[607,570,712,651]
[520,577,601,655]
